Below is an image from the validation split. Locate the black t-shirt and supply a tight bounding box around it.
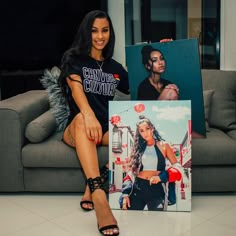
[64,55,129,131]
[137,77,171,100]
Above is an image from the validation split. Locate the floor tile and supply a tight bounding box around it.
[6,193,81,220]
[51,209,99,236]
[181,220,236,236]
[208,205,236,229]
[0,198,46,235]
[5,222,76,236]
[0,193,235,236]
[191,194,236,220]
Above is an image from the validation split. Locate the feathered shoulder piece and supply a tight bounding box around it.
[39,66,70,131]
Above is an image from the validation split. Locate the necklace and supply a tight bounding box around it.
[95,60,104,71]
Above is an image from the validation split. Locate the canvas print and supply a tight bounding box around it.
[125,38,205,137]
[108,100,192,212]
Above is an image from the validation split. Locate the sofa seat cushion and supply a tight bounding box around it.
[22,132,108,168]
[192,128,236,166]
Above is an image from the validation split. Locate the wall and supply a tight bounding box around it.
[220,0,236,70]
[108,0,126,66]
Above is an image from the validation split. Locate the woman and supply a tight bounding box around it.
[137,44,179,100]
[120,115,182,211]
[59,10,129,235]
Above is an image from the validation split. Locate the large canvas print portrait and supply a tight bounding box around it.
[108,100,192,212]
[125,38,205,136]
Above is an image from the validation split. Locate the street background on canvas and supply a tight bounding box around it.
[108,100,192,212]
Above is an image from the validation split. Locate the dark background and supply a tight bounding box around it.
[0,0,107,99]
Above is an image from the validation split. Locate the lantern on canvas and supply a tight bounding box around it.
[134,103,145,113]
[111,114,121,124]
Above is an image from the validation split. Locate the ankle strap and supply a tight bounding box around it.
[87,176,104,193]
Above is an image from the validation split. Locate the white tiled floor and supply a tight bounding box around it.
[0,193,235,236]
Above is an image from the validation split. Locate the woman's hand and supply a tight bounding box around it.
[158,85,179,100]
[82,111,102,145]
[160,38,173,43]
[122,196,130,210]
[165,83,179,93]
[149,176,161,185]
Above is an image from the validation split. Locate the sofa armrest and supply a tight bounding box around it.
[0,90,49,191]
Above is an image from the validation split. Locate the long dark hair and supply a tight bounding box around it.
[65,10,115,62]
[58,10,115,94]
[129,115,164,175]
[141,45,165,72]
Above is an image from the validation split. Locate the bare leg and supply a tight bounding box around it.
[78,132,109,210]
[63,114,118,235]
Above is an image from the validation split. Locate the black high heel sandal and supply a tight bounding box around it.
[87,176,119,236]
[100,165,109,182]
[80,178,94,211]
[80,165,109,211]
[80,200,94,211]
[100,165,109,193]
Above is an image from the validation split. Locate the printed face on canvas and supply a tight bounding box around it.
[138,122,154,143]
[148,51,166,74]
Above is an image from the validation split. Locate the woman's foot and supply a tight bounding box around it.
[80,185,94,211]
[87,176,119,235]
[80,165,109,211]
[92,189,119,235]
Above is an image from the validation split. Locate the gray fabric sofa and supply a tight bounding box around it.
[0,69,236,193]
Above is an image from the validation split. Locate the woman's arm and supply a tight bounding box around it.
[149,142,182,185]
[164,143,183,182]
[163,143,177,165]
[67,74,102,144]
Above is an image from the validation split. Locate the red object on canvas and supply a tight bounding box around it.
[111,115,121,124]
[134,103,145,113]
[167,167,182,182]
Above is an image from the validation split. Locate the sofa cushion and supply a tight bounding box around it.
[208,89,236,131]
[192,128,236,166]
[25,110,57,143]
[22,132,108,168]
[201,69,236,131]
[203,89,214,131]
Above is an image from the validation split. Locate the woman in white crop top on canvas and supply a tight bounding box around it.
[119,115,183,211]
